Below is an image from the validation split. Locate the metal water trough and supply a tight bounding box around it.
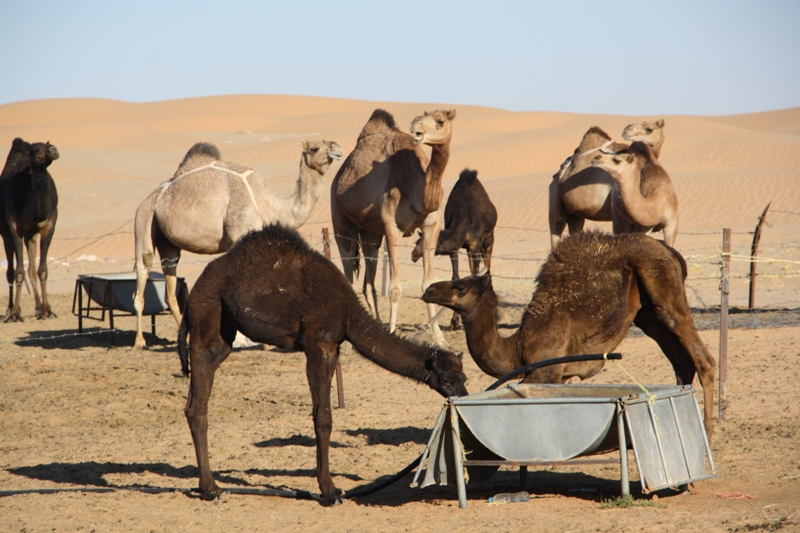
[72,272,187,342]
[412,383,715,508]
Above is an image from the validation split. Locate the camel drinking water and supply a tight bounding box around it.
[422,230,715,438]
[178,223,468,506]
[132,139,343,349]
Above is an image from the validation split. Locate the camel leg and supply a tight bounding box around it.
[35,225,56,319]
[633,266,716,438]
[157,241,183,327]
[417,214,447,346]
[24,235,43,318]
[2,235,16,321]
[566,214,585,238]
[5,226,25,322]
[481,232,495,274]
[132,259,151,349]
[184,309,234,500]
[359,232,383,323]
[449,251,462,331]
[304,340,341,506]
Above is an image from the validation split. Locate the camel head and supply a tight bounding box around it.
[410,109,457,146]
[424,349,468,397]
[590,145,645,181]
[29,141,60,168]
[301,140,343,175]
[422,273,493,315]
[621,119,665,155]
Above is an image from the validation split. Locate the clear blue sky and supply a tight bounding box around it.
[2,0,798,116]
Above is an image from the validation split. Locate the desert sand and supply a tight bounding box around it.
[0,96,798,532]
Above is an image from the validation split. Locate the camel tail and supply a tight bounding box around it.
[178,312,190,376]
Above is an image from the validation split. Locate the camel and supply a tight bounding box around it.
[591,141,679,247]
[549,119,665,249]
[411,168,497,330]
[132,139,343,349]
[331,108,456,347]
[0,138,59,322]
[178,223,468,506]
[422,230,716,438]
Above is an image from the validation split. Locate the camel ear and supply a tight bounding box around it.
[626,154,635,164]
[656,119,665,128]
[478,273,492,292]
[457,352,463,360]
[301,140,309,152]
[447,109,457,120]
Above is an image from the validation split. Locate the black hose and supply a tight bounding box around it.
[485,352,622,391]
[342,352,622,500]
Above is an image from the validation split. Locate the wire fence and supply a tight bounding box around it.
[4,215,800,316]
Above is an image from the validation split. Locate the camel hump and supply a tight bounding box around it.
[627,141,655,160]
[185,142,221,161]
[457,168,478,184]
[357,109,398,140]
[174,142,221,175]
[584,126,611,141]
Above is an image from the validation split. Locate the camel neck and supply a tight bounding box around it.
[344,301,435,385]
[287,161,326,226]
[422,143,450,213]
[461,291,523,378]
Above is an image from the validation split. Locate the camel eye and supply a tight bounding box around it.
[310,147,319,152]
[436,120,444,127]
[645,128,653,134]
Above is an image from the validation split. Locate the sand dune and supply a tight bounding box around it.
[0,95,798,309]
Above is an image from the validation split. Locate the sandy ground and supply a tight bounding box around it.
[1,96,799,531]
[0,292,798,533]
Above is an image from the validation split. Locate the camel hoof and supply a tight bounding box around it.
[3,313,23,323]
[36,310,57,320]
[320,493,343,507]
[199,488,226,501]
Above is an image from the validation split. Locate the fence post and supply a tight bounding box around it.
[719,228,731,421]
[748,202,771,309]
[322,228,346,409]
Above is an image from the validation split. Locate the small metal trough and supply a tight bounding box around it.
[72,272,187,342]
[412,383,715,508]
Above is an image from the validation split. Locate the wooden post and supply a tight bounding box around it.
[748,202,771,309]
[322,228,345,409]
[719,228,731,421]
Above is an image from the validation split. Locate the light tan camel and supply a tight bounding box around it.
[330,108,456,346]
[422,230,715,438]
[591,141,679,246]
[132,139,343,349]
[549,119,665,249]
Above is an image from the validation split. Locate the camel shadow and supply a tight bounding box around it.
[10,327,178,352]
[343,426,430,446]
[4,460,361,498]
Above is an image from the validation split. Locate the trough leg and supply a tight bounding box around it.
[617,402,630,497]
[449,403,467,509]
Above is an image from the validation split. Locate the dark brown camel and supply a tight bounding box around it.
[422,230,716,438]
[411,168,497,330]
[178,223,468,506]
[0,138,59,322]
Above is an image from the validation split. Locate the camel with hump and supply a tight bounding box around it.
[591,141,679,247]
[549,119,665,249]
[422,230,715,438]
[178,223,468,506]
[0,138,60,322]
[132,139,343,349]
[411,168,497,330]
[331,108,456,347]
